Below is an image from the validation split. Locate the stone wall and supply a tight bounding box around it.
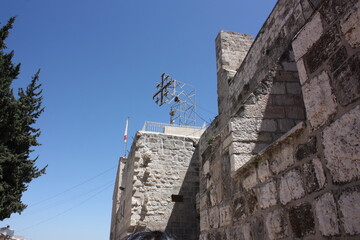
[199,0,360,239]
[110,131,200,240]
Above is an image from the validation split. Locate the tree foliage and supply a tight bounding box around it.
[0,17,46,220]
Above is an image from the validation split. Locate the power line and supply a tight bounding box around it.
[30,165,116,207]
[18,183,113,232]
[22,180,115,216]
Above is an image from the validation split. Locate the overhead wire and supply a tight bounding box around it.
[29,165,117,207]
[18,183,113,232]
[22,180,115,216]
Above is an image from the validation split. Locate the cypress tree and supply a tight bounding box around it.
[0,17,46,220]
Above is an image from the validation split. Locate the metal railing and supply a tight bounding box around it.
[141,121,205,133]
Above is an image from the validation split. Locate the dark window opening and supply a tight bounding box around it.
[171,194,184,202]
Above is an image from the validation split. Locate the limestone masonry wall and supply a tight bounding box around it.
[199,0,360,239]
[110,131,200,240]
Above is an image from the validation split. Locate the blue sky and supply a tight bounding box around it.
[0,1,276,239]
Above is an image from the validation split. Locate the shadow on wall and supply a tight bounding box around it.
[165,147,200,240]
[230,44,306,168]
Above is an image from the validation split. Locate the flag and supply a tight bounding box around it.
[124,118,128,143]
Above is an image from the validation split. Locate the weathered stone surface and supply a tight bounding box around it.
[279,169,305,205]
[314,192,339,236]
[200,210,210,230]
[219,205,232,227]
[289,203,315,238]
[338,189,360,235]
[209,206,220,228]
[257,160,271,183]
[340,2,360,48]
[242,168,258,190]
[293,12,324,61]
[295,136,317,160]
[319,0,358,24]
[332,53,360,106]
[257,181,277,209]
[296,58,308,85]
[323,105,360,183]
[304,157,326,193]
[233,196,246,221]
[259,119,277,132]
[329,46,348,73]
[230,142,256,154]
[265,209,288,240]
[305,26,341,74]
[230,154,252,173]
[229,118,262,141]
[270,143,295,174]
[251,217,265,240]
[302,71,337,129]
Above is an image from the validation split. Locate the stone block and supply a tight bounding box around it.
[274,95,294,106]
[271,82,286,94]
[296,59,308,85]
[251,216,265,240]
[289,203,315,238]
[304,158,326,193]
[265,209,288,240]
[279,169,305,205]
[278,119,295,133]
[332,53,360,106]
[259,119,277,132]
[264,106,285,119]
[286,106,305,120]
[257,160,271,183]
[257,181,277,209]
[292,12,324,61]
[270,143,295,174]
[341,2,360,48]
[295,136,317,160]
[200,210,210,230]
[242,168,258,190]
[323,105,360,183]
[328,46,348,73]
[319,0,358,24]
[208,206,220,228]
[302,71,337,129]
[233,195,246,221]
[314,192,339,236]
[219,205,232,227]
[338,189,360,235]
[229,118,261,141]
[246,189,258,215]
[286,82,301,95]
[230,154,252,173]
[304,26,341,74]
[230,142,256,154]
[242,104,266,118]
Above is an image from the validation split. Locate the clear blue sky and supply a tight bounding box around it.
[0,1,276,239]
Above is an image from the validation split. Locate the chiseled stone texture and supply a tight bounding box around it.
[257,181,277,209]
[270,143,295,174]
[314,192,340,236]
[279,169,305,205]
[302,71,337,129]
[265,209,288,240]
[338,189,360,235]
[323,105,360,183]
[293,12,324,61]
[340,1,360,48]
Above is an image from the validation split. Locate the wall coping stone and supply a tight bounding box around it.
[232,121,306,178]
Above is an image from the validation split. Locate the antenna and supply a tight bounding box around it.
[153,73,196,126]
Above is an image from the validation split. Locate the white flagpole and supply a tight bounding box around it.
[124,117,129,157]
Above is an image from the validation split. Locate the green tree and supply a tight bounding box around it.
[0,17,46,220]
